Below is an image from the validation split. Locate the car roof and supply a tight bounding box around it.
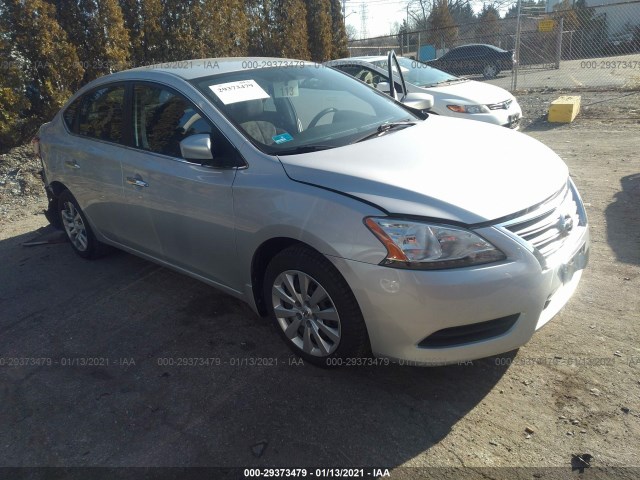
[100,57,315,82]
[449,44,506,51]
[342,56,387,62]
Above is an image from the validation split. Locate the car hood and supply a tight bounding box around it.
[425,79,514,105]
[278,116,568,224]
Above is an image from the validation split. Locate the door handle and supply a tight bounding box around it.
[126,177,149,188]
[65,160,80,169]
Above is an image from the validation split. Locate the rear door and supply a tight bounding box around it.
[468,46,486,74]
[58,84,127,242]
[117,82,241,289]
[442,48,465,74]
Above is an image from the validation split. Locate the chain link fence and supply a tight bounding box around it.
[347,0,640,92]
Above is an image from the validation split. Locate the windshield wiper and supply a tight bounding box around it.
[354,121,416,143]
[276,144,335,156]
[436,78,467,85]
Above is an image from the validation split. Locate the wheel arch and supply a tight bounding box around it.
[251,237,320,317]
[43,181,70,228]
[48,180,69,197]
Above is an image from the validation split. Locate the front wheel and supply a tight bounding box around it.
[482,64,499,79]
[263,245,370,367]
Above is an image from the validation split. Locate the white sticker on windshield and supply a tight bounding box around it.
[274,80,299,98]
[209,80,270,105]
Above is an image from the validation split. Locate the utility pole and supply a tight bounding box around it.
[360,2,367,40]
[342,0,347,25]
[406,4,410,55]
[511,0,522,91]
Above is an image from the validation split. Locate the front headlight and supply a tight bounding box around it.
[365,217,506,269]
[446,104,490,114]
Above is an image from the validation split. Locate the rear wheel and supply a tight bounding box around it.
[263,245,370,367]
[58,190,110,259]
[482,64,499,79]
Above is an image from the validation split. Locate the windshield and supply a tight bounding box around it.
[371,56,462,87]
[193,66,418,155]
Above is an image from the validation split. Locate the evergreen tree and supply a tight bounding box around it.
[476,4,501,46]
[55,0,130,81]
[119,0,144,65]
[329,0,349,59]
[0,29,30,150]
[450,1,475,26]
[4,0,84,118]
[195,0,248,57]
[427,0,458,50]
[245,0,271,56]
[162,0,197,61]
[246,0,309,58]
[505,0,546,18]
[306,0,332,62]
[274,0,310,58]
[139,0,166,64]
[96,0,131,72]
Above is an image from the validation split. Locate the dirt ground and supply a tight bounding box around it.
[1,91,639,477]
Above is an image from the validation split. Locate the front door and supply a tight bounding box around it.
[117,82,241,291]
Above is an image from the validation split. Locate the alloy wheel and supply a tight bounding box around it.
[271,270,341,357]
[483,64,498,78]
[61,201,88,252]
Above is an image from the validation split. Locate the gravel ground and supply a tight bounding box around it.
[0,144,47,225]
[517,89,640,130]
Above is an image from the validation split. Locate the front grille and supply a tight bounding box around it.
[504,182,582,260]
[488,99,512,110]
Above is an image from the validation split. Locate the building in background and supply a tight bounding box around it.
[546,0,640,37]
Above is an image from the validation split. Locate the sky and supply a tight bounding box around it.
[344,0,413,39]
[344,0,519,39]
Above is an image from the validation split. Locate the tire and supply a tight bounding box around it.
[482,64,499,79]
[58,190,110,259]
[263,245,370,367]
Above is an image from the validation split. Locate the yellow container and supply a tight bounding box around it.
[548,96,581,123]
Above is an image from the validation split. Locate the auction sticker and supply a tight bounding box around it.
[209,80,270,105]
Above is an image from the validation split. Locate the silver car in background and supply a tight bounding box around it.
[34,58,589,366]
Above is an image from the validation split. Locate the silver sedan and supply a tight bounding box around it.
[34,58,589,366]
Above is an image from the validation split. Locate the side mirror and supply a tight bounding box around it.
[180,134,213,162]
[402,92,434,111]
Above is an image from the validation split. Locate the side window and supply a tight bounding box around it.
[63,96,82,131]
[468,46,482,57]
[442,49,457,60]
[77,86,125,143]
[454,47,469,59]
[335,65,362,77]
[355,66,379,86]
[133,84,239,165]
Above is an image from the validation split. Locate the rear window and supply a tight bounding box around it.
[63,97,82,131]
